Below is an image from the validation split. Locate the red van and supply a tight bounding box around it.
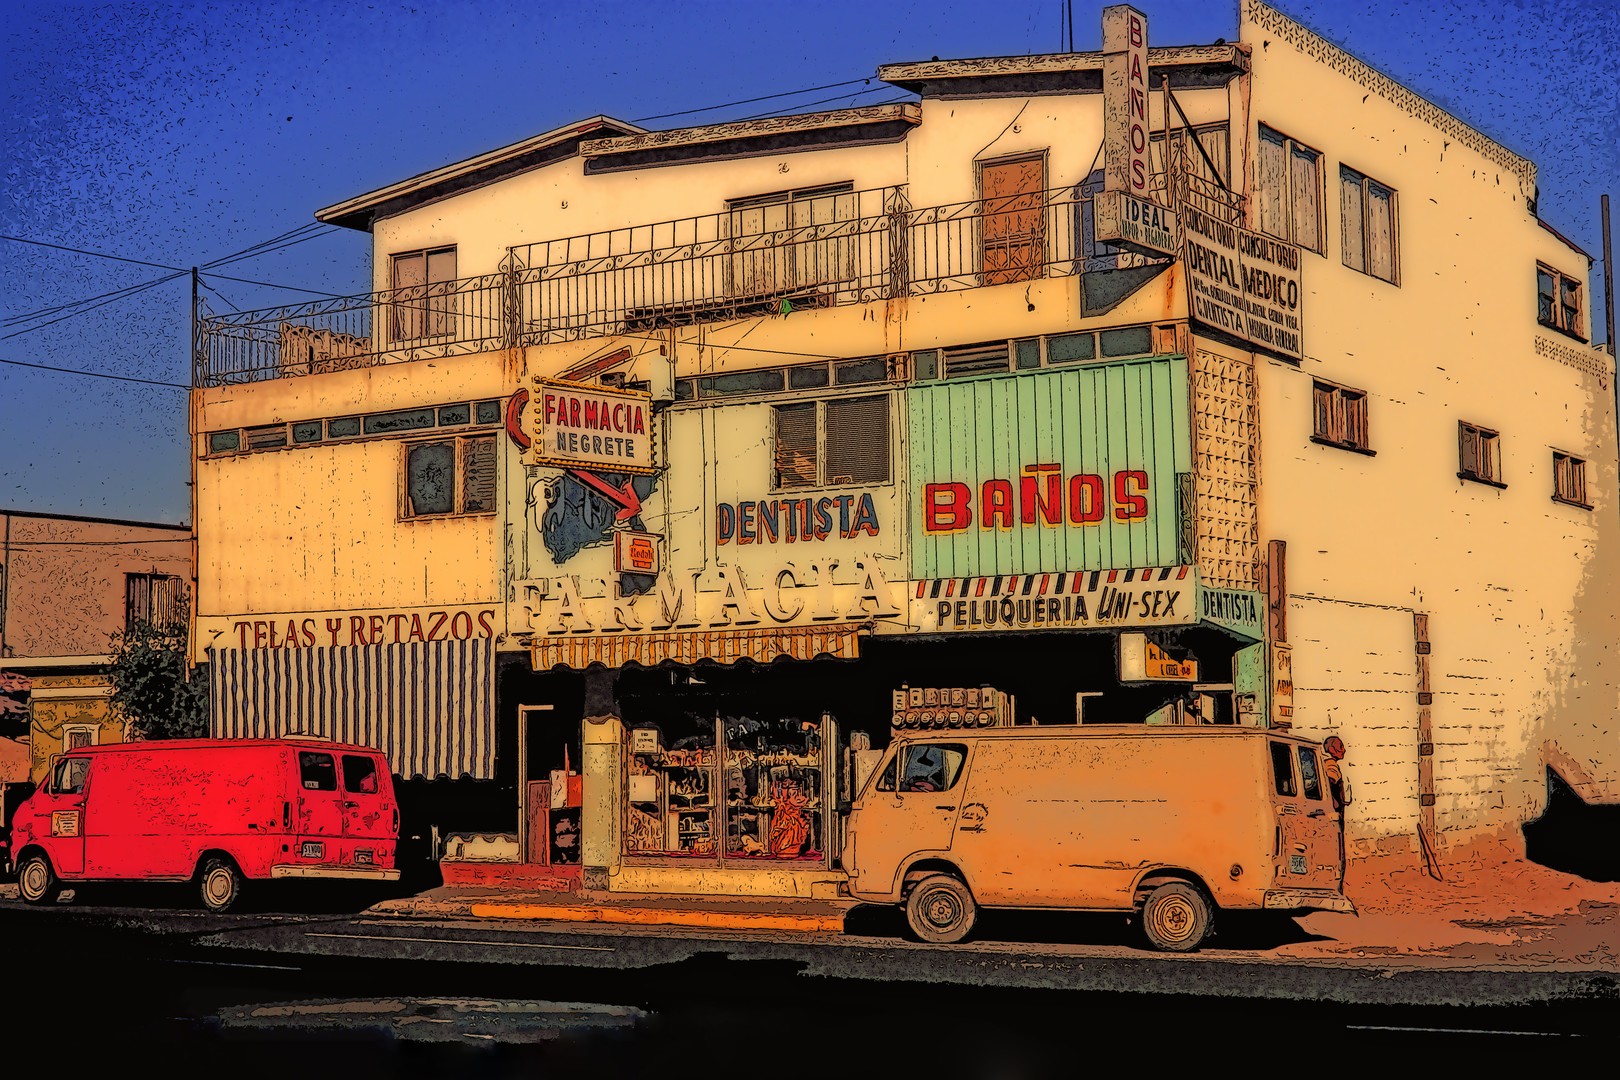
[8,737,400,913]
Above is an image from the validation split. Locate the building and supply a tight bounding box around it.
[190,1,1616,895]
[0,509,194,785]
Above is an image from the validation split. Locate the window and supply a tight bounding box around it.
[63,726,97,752]
[299,752,337,791]
[1298,747,1323,801]
[390,245,457,341]
[1553,451,1589,508]
[1458,422,1503,486]
[876,744,968,793]
[126,573,184,631]
[1341,166,1398,283]
[727,184,856,298]
[1269,741,1297,797]
[772,395,890,488]
[1537,265,1584,338]
[1311,381,1370,453]
[342,755,379,795]
[52,756,90,795]
[404,434,496,518]
[1256,126,1323,253]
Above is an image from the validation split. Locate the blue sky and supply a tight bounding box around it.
[3,0,1616,526]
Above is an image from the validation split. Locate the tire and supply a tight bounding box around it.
[904,873,977,944]
[17,853,61,906]
[1139,881,1213,952]
[198,857,244,914]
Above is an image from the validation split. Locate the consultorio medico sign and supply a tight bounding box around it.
[1182,203,1304,361]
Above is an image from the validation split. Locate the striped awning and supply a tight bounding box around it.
[207,639,495,780]
[530,623,864,671]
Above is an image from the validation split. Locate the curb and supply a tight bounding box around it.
[368,896,848,933]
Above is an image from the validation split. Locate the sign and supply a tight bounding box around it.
[204,606,498,650]
[913,567,1194,633]
[1119,631,1199,681]
[890,685,1012,730]
[717,492,881,546]
[51,810,80,838]
[1271,642,1294,727]
[519,558,906,636]
[614,531,661,575]
[1182,203,1304,361]
[1197,585,1265,640]
[526,377,656,475]
[921,467,1150,533]
[1094,190,1178,257]
[1102,5,1151,198]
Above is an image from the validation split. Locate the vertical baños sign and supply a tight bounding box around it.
[1103,5,1150,198]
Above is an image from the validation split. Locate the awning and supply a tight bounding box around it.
[530,623,865,671]
[207,639,496,780]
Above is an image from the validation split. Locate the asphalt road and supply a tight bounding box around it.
[2,886,1613,1073]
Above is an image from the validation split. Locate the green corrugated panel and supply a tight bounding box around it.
[907,356,1190,580]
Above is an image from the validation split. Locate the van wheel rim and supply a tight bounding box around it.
[21,862,46,899]
[205,871,232,903]
[1148,895,1196,942]
[921,889,961,930]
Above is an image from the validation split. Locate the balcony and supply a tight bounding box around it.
[196,175,1242,386]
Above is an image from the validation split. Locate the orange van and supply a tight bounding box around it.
[840,725,1354,951]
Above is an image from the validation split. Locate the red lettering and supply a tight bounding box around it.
[252,621,267,648]
[585,399,598,429]
[268,621,281,649]
[1131,158,1147,191]
[427,611,449,641]
[325,617,342,646]
[632,407,645,435]
[234,621,252,649]
[569,399,580,426]
[387,614,406,643]
[451,611,473,639]
[1020,464,1063,526]
[349,615,368,645]
[1128,13,1142,47]
[1113,470,1150,521]
[1069,474,1106,524]
[301,618,317,647]
[284,619,301,648]
[477,610,496,638]
[924,483,972,533]
[981,479,1014,530]
[1129,55,1144,94]
[369,615,385,643]
[408,614,425,642]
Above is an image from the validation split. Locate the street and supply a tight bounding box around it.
[2,887,1612,1074]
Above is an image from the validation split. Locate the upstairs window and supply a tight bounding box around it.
[391,245,457,341]
[1458,422,1503,487]
[126,573,185,631]
[1311,381,1370,453]
[1341,167,1398,284]
[403,434,496,519]
[1256,126,1323,253]
[1553,451,1589,508]
[1537,265,1584,339]
[772,395,891,489]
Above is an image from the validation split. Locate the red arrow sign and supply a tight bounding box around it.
[567,468,642,521]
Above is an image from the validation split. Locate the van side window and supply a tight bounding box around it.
[1269,742,1297,797]
[53,757,90,796]
[299,752,338,791]
[1297,747,1322,800]
[342,755,379,795]
[874,752,898,792]
[899,744,967,793]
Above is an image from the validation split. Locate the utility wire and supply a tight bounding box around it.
[198,280,239,312]
[2,272,186,339]
[0,355,189,389]
[4,268,183,326]
[631,76,876,124]
[203,225,341,269]
[199,271,347,299]
[202,222,330,268]
[733,84,908,123]
[1,234,185,272]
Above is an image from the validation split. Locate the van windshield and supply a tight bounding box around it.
[878,744,967,793]
[52,757,90,795]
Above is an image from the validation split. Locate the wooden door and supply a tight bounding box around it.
[980,156,1046,286]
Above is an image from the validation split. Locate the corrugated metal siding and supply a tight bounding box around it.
[207,638,495,780]
[908,357,1190,579]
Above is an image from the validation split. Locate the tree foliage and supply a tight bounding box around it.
[108,597,208,741]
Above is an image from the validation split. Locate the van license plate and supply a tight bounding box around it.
[355,850,372,865]
[301,841,324,859]
[1289,854,1307,874]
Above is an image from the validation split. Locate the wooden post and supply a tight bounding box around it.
[1413,613,1440,879]
[1266,539,1287,643]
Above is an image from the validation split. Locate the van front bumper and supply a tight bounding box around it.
[1264,889,1357,915]
[271,865,402,882]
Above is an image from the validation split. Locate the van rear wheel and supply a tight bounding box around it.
[905,874,977,944]
[17,854,60,905]
[199,858,244,914]
[1140,881,1212,952]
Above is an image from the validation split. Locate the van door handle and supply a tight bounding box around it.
[1308,809,1325,818]
[935,805,956,811]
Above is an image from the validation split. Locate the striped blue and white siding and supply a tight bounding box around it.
[207,638,496,780]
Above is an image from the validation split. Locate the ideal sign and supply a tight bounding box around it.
[1118,631,1199,682]
[1182,203,1305,361]
[526,377,657,475]
[1094,190,1178,257]
[1103,5,1151,198]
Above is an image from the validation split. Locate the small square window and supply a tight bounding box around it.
[328,417,361,438]
[912,350,939,380]
[208,431,242,454]
[475,400,503,425]
[245,425,288,450]
[789,365,831,389]
[1536,264,1584,339]
[1312,381,1370,453]
[1047,333,1095,364]
[834,358,888,385]
[403,434,497,519]
[438,404,470,426]
[1014,339,1041,369]
[1099,326,1152,357]
[1552,451,1589,508]
[1458,422,1503,487]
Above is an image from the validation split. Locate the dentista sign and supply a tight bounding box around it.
[517,559,907,635]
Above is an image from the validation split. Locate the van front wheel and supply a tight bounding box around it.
[199,858,244,914]
[905,874,977,944]
[1140,881,1212,952]
[17,854,60,905]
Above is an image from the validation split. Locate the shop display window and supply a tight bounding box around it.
[624,713,832,865]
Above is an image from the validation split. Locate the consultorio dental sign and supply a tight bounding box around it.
[517,559,907,635]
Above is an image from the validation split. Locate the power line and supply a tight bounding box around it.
[3,269,181,326]
[733,84,907,123]
[1,272,187,340]
[204,225,341,270]
[202,222,330,268]
[198,280,239,312]
[631,76,876,124]
[198,270,348,299]
[1,234,185,273]
[0,355,189,389]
